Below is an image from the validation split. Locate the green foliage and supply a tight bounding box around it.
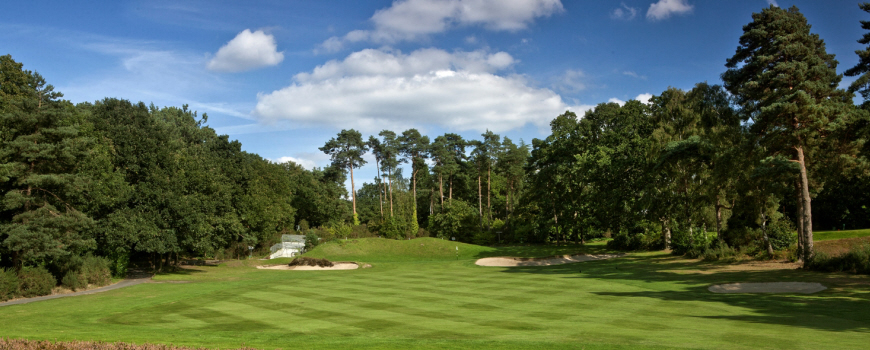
[427,199,478,242]
[17,266,55,297]
[671,229,714,258]
[767,219,797,251]
[304,232,320,252]
[0,268,17,301]
[701,241,740,262]
[80,255,111,286]
[61,271,86,291]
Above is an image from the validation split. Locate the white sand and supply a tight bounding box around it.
[257,262,359,270]
[708,282,827,294]
[475,254,623,267]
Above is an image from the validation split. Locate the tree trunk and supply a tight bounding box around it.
[487,165,492,221]
[662,219,671,250]
[715,196,723,243]
[797,146,814,264]
[478,175,482,217]
[761,211,775,256]
[439,174,444,210]
[796,179,805,261]
[350,163,357,218]
[376,159,383,219]
[388,167,394,217]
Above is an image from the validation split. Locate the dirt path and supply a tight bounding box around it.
[0,275,152,307]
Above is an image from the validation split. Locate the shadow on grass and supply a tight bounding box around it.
[496,252,870,332]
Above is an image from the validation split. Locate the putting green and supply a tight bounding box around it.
[0,238,868,350]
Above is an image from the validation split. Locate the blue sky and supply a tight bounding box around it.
[1,0,865,190]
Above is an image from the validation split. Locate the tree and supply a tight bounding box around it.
[0,55,95,270]
[398,129,430,234]
[846,3,870,107]
[320,129,367,225]
[481,130,501,222]
[722,5,854,263]
[377,130,401,218]
[366,136,385,220]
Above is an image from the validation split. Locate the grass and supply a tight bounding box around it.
[814,228,870,241]
[1,237,868,349]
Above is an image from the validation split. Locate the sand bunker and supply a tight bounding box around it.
[708,282,827,294]
[475,254,623,267]
[257,262,359,270]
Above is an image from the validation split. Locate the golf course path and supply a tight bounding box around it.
[0,276,151,307]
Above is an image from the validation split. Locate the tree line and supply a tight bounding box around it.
[319,5,870,266]
[2,4,870,295]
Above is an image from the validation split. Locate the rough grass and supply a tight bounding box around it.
[1,238,868,350]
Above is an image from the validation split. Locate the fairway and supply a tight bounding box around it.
[1,238,868,349]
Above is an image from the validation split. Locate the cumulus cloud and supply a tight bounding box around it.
[611,3,638,20]
[608,97,626,106]
[254,47,582,133]
[317,0,563,52]
[646,0,693,21]
[766,0,779,7]
[207,29,284,72]
[556,69,586,93]
[635,93,653,104]
[272,156,318,169]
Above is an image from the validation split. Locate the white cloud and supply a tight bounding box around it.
[608,97,626,106]
[611,3,638,20]
[254,47,583,133]
[646,0,693,21]
[207,29,284,72]
[766,0,779,7]
[272,156,318,169]
[318,0,563,51]
[556,69,586,92]
[635,93,653,104]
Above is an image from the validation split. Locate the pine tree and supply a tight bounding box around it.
[0,55,94,269]
[722,6,854,263]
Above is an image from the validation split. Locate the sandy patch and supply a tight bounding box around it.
[708,282,827,294]
[475,254,624,267]
[257,262,359,270]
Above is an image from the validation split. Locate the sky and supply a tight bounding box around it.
[1,0,867,191]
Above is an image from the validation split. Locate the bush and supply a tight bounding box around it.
[0,268,18,301]
[17,266,56,298]
[701,241,740,262]
[81,255,112,286]
[108,251,130,278]
[808,244,870,274]
[62,271,87,291]
[767,219,797,251]
[671,228,712,258]
[304,232,320,252]
[289,257,334,267]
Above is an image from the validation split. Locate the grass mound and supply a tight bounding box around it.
[301,237,602,263]
[288,257,333,267]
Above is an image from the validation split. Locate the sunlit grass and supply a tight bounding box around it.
[1,239,868,349]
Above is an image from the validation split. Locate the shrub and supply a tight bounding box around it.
[701,241,740,262]
[671,228,712,258]
[304,232,320,252]
[289,257,334,267]
[62,271,87,291]
[81,255,112,286]
[767,219,797,251]
[807,244,870,274]
[17,266,56,298]
[0,268,18,301]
